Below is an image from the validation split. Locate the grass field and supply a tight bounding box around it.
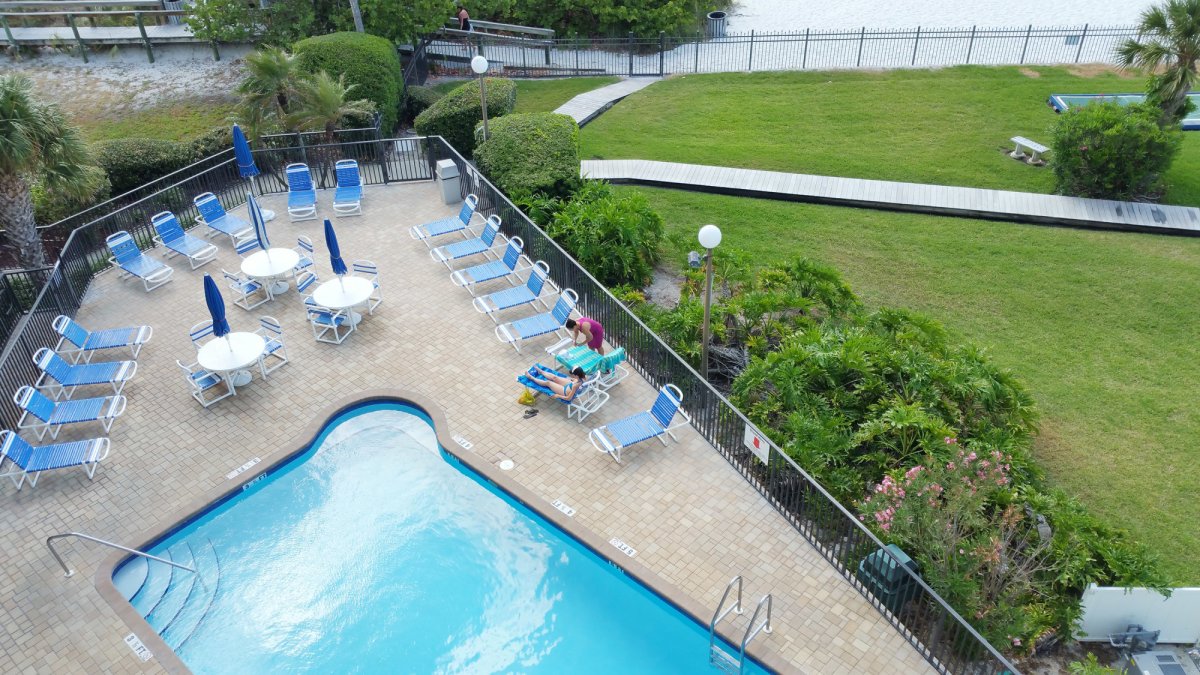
[582,66,1200,206]
[628,186,1200,583]
[432,76,619,114]
[73,99,238,143]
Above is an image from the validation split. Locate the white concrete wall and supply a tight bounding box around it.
[1078,584,1200,644]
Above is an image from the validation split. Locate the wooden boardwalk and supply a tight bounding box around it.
[582,159,1200,236]
[6,22,196,46]
[554,78,660,127]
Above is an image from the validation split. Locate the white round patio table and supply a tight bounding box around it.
[240,248,299,296]
[311,276,374,326]
[197,332,265,391]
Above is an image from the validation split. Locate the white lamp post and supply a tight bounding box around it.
[698,224,722,381]
[470,54,490,141]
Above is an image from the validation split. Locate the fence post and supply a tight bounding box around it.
[574,37,579,73]
[856,27,865,67]
[1020,24,1032,64]
[802,27,808,69]
[66,14,88,63]
[1074,23,1089,63]
[694,32,700,73]
[911,26,920,65]
[748,30,755,71]
[659,31,665,76]
[627,31,634,76]
[135,12,154,63]
[965,25,976,64]
[1,16,17,50]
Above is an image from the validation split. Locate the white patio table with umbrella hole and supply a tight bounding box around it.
[239,192,298,296]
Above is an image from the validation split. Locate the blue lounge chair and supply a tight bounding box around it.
[106,231,174,292]
[0,430,110,490]
[494,289,577,353]
[430,214,506,268]
[472,261,554,323]
[52,315,152,363]
[517,364,609,423]
[449,237,528,296]
[13,385,126,440]
[410,194,479,247]
[33,347,137,400]
[193,192,252,245]
[553,345,630,391]
[286,163,318,221]
[589,384,691,463]
[332,159,363,216]
[152,211,218,270]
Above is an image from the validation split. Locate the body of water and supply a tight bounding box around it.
[724,0,1158,32]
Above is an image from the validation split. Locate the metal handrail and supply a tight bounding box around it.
[708,576,743,653]
[46,532,194,578]
[738,595,773,674]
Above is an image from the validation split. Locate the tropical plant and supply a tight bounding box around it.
[545,183,664,287]
[1117,0,1200,124]
[0,74,93,267]
[1049,101,1182,200]
[287,71,377,145]
[236,46,303,136]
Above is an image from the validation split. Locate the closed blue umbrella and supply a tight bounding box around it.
[324,219,348,276]
[203,274,231,352]
[231,124,259,178]
[248,192,270,251]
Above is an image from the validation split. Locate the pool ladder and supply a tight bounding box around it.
[709,576,773,674]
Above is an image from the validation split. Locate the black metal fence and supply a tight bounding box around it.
[427,136,1019,674]
[428,23,1139,77]
[2,135,1015,674]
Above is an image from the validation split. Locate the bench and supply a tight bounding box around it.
[1010,136,1049,164]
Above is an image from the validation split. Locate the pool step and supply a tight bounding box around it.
[161,539,222,650]
[145,544,197,630]
[112,556,148,600]
[129,554,174,618]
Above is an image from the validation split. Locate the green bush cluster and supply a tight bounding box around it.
[293,32,402,132]
[541,181,663,287]
[622,257,1166,655]
[403,85,444,124]
[31,165,111,226]
[92,138,194,195]
[475,113,580,199]
[1050,101,1183,200]
[414,78,517,158]
[189,126,233,160]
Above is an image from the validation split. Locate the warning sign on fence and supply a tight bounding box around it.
[743,425,770,464]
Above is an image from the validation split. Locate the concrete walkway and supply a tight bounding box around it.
[583,158,1200,235]
[554,78,661,127]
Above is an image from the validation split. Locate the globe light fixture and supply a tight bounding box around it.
[698,224,722,381]
[471,54,490,141]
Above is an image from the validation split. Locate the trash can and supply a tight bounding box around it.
[706,11,728,39]
[856,544,920,615]
[435,159,461,205]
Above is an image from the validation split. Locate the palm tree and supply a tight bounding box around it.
[1117,0,1200,125]
[0,74,91,268]
[236,46,302,135]
[287,71,376,145]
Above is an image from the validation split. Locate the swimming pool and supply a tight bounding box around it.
[111,402,772,674]
[1049,92,1200,130]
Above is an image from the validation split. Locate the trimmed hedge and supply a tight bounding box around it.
[475,112,580,199]
[414,78,517,158]
[189,126,232,160]
[92,138,194,195]
[403,85,443,124]
[293,31,402,133]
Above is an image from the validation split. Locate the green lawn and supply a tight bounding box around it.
[73,99,237,143]
[432,76,619,114]
[583,67,1200,206]
[630,186,1200,583]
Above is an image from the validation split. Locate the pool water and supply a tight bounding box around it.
[113,404,771,674]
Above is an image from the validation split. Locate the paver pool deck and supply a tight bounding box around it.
[0,181,934,674]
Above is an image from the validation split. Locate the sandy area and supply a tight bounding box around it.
[7,45,249,119]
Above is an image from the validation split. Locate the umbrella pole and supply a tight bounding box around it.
[226,334,234,353]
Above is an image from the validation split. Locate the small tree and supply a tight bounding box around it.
[0,74,92,268]
[236,46,302,136]
[1117,0,1200,125]
[1050,101,1182,200]
[287,71,376,145]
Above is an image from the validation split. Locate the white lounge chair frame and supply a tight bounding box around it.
[589,384,692,463]
[176,359,233,408]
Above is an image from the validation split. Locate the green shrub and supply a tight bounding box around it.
[475,113,580,199]
[189,126,232,160]
[31,165,111,226]
[403,85,443,124]
[413,78,517,158]
[92,138,194,195]
[293,31,402,133]
[1050,101,1183,200]
[546,181,663,287]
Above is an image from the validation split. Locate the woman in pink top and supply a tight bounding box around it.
[566,317,605,354]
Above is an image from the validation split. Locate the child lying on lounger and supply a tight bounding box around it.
[526,365,586,402]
